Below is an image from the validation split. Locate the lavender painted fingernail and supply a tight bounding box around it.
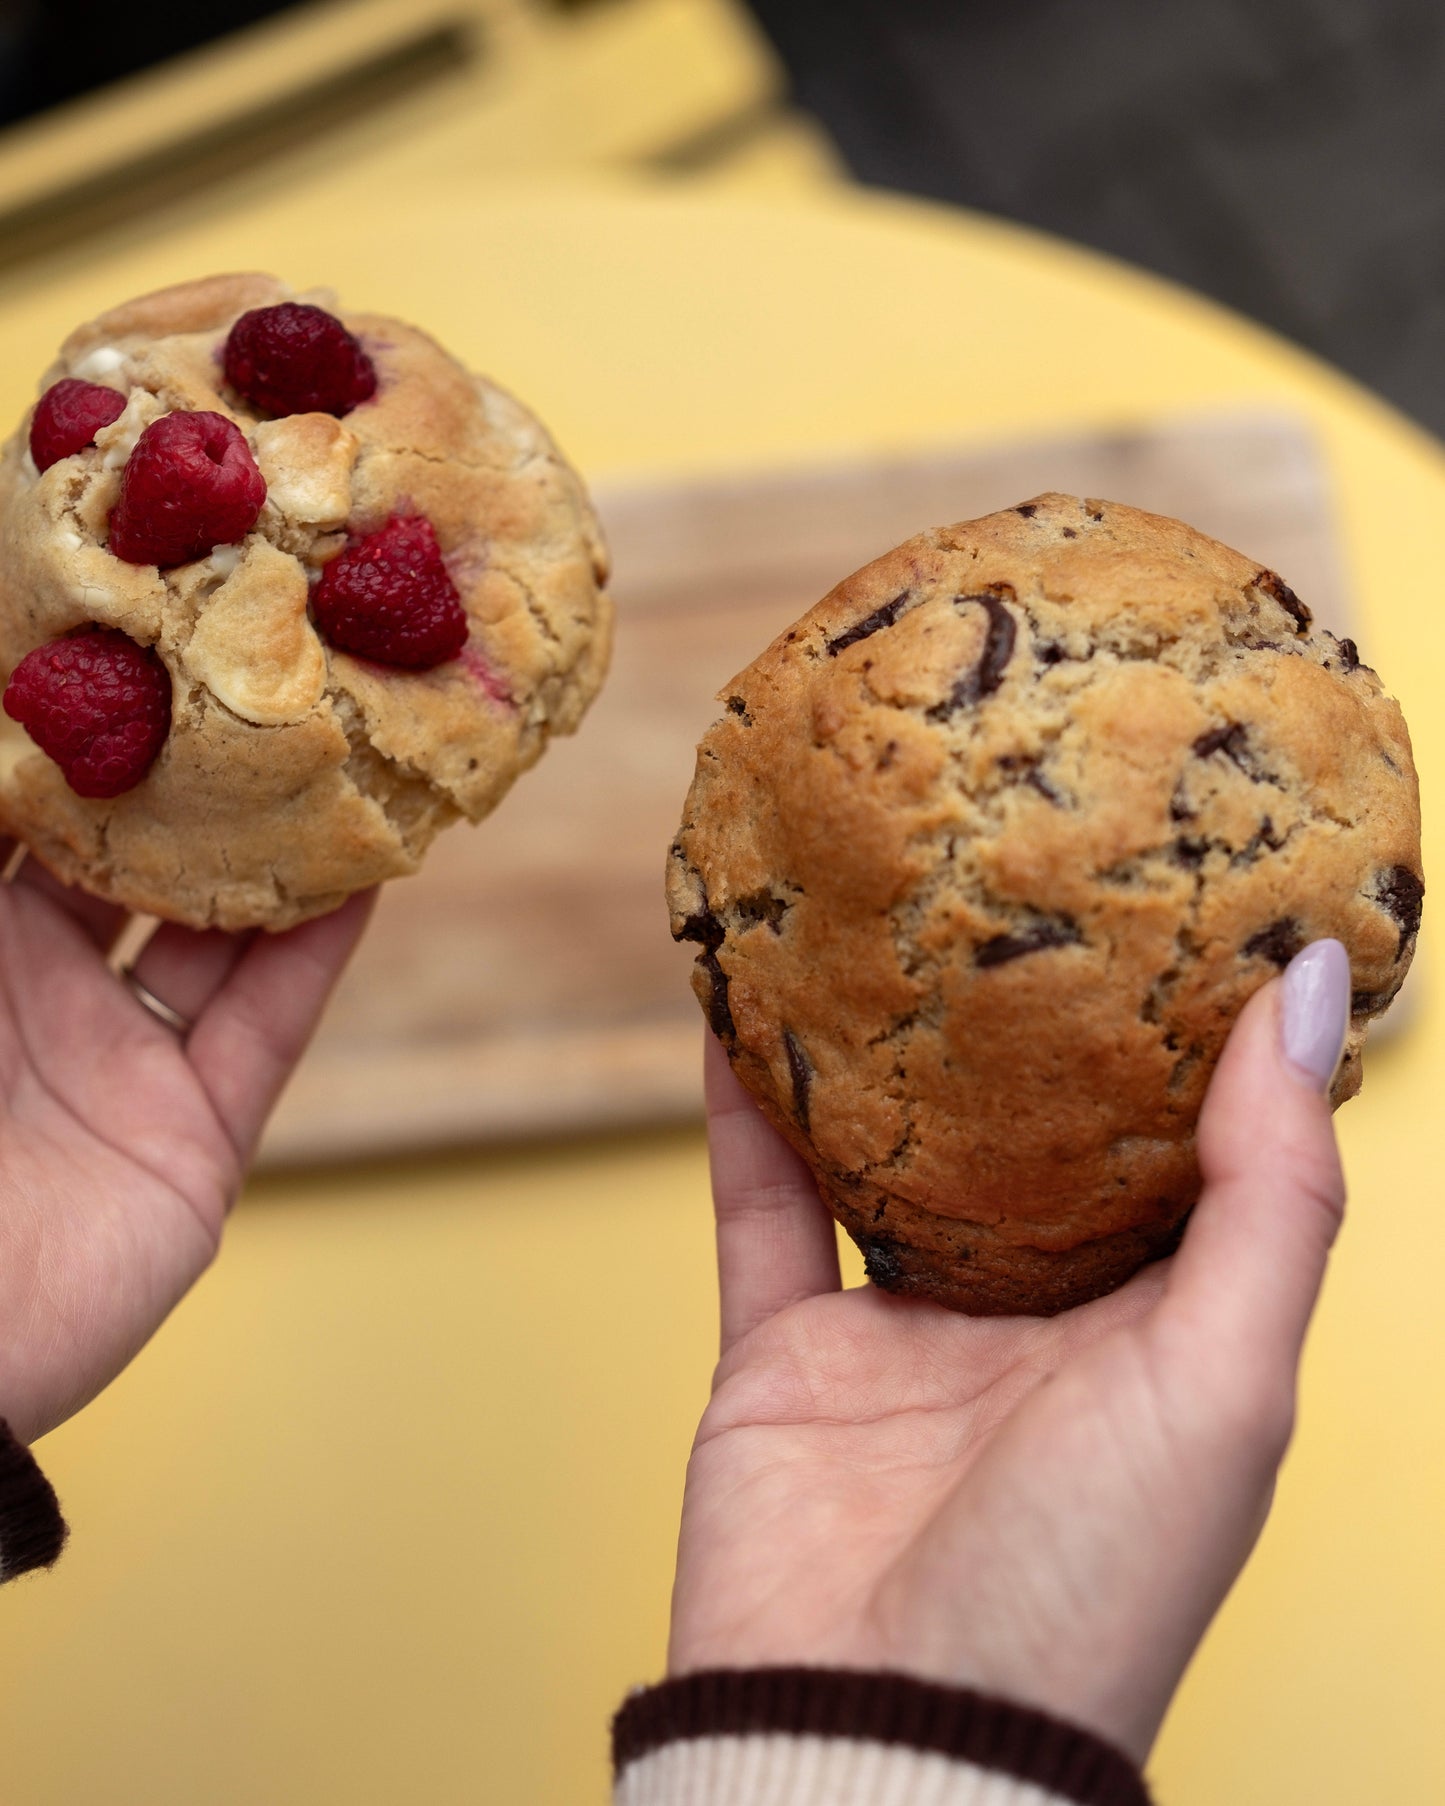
[1280,939,1350,1091]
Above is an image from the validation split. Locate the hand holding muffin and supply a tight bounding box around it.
[0,857,373,1460]
[663,948,1348,1767]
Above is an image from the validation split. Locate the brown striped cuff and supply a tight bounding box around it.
[0,1417,67,1581]
[613,1669,1151,1806]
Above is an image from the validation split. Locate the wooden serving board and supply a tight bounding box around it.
[258,410,1355,1165]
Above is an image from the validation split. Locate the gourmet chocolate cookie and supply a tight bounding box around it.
[667,494,1422,1315]
[0,272,611,929]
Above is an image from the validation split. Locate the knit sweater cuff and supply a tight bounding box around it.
[613,1669,1152,1806]
[0,1418,67,1581]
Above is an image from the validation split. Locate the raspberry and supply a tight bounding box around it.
[312,515,467,668]
[3,627,171,798]
[108,411,266,567]
[223,302,377,417]
[29,379,127,472]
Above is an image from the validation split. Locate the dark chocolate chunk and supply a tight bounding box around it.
[1171,836,1209,868]
[1015,502,1038,518]
[971,593,1017,694]
[1036,640,1067,666]
[1191,720,1279,785]
[699,950,735,1040]
[1025,767,1064,805]
[1373,865,1424,958]
[782,1029,812,1130]
[675,909,725,951]
[736,891,789,934]
[1192,720,1250,763]
[976,917,1082,968]
[1255,569,1312,634]
[1327,632,1375,676]
[1061,527,1078,539]
[1231,816,1285,866]
[861,1238,905,1288]
[826,590,911,656]
[929,591,1017,717]
[1242,918,1304,968]
[1141,967,1177,1024]
[674,887,734,1030]
[997,753,1062,805]
[1168,1044,1205,1094]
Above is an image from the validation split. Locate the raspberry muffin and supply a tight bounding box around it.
[0,273,611,929]
[668,495,1422,1316]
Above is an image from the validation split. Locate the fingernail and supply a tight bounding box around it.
[1280,939,1350,1092]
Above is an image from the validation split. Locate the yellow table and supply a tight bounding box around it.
[0,179,1441,1806]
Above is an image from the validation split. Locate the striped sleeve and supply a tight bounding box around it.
[613,1669,1153,1806]
[0,1418,67,1581]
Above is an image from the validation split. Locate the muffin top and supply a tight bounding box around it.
[668,493,1420,1301]
[0,273,611,929]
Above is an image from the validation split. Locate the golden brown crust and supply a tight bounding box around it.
[0,273,612,929]
[58,272,288,354]
[668,493,1423,1315]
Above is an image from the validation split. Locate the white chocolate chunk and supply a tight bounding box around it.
[207,544,243,579]
[95,390,162,469]
[72,345,127,381]
[254,415,358,529]
[183,540,325,725]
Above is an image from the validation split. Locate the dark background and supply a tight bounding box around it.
[0,1,294,123]
[743,0,1445,440]
[5,0,1444,438]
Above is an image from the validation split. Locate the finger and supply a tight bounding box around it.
[6,849,131,953]
[127,920,255,1029]
[1161,939,1349,1387]
[185,889,376,1164]
[706,1032,841,1358]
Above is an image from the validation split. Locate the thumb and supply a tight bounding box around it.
[1162,939,1350,1386]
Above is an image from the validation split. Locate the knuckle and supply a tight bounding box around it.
[1297,1166,1347,1244]
[714,1176,813,1226]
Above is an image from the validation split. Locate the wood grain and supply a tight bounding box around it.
[259,410,1355,1164]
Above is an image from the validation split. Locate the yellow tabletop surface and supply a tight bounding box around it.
[0,169,1441,1806]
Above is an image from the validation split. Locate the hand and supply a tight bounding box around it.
[669,943,1351,1763]
[0,844,373,1444]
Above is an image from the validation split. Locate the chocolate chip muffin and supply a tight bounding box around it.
[667,494,1422,1316]
[0,272,611,929]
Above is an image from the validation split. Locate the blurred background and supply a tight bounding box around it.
[0,3,1442,1803]
[5,0,1445,431]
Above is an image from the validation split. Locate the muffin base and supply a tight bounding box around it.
[824,1179,1189,1317]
